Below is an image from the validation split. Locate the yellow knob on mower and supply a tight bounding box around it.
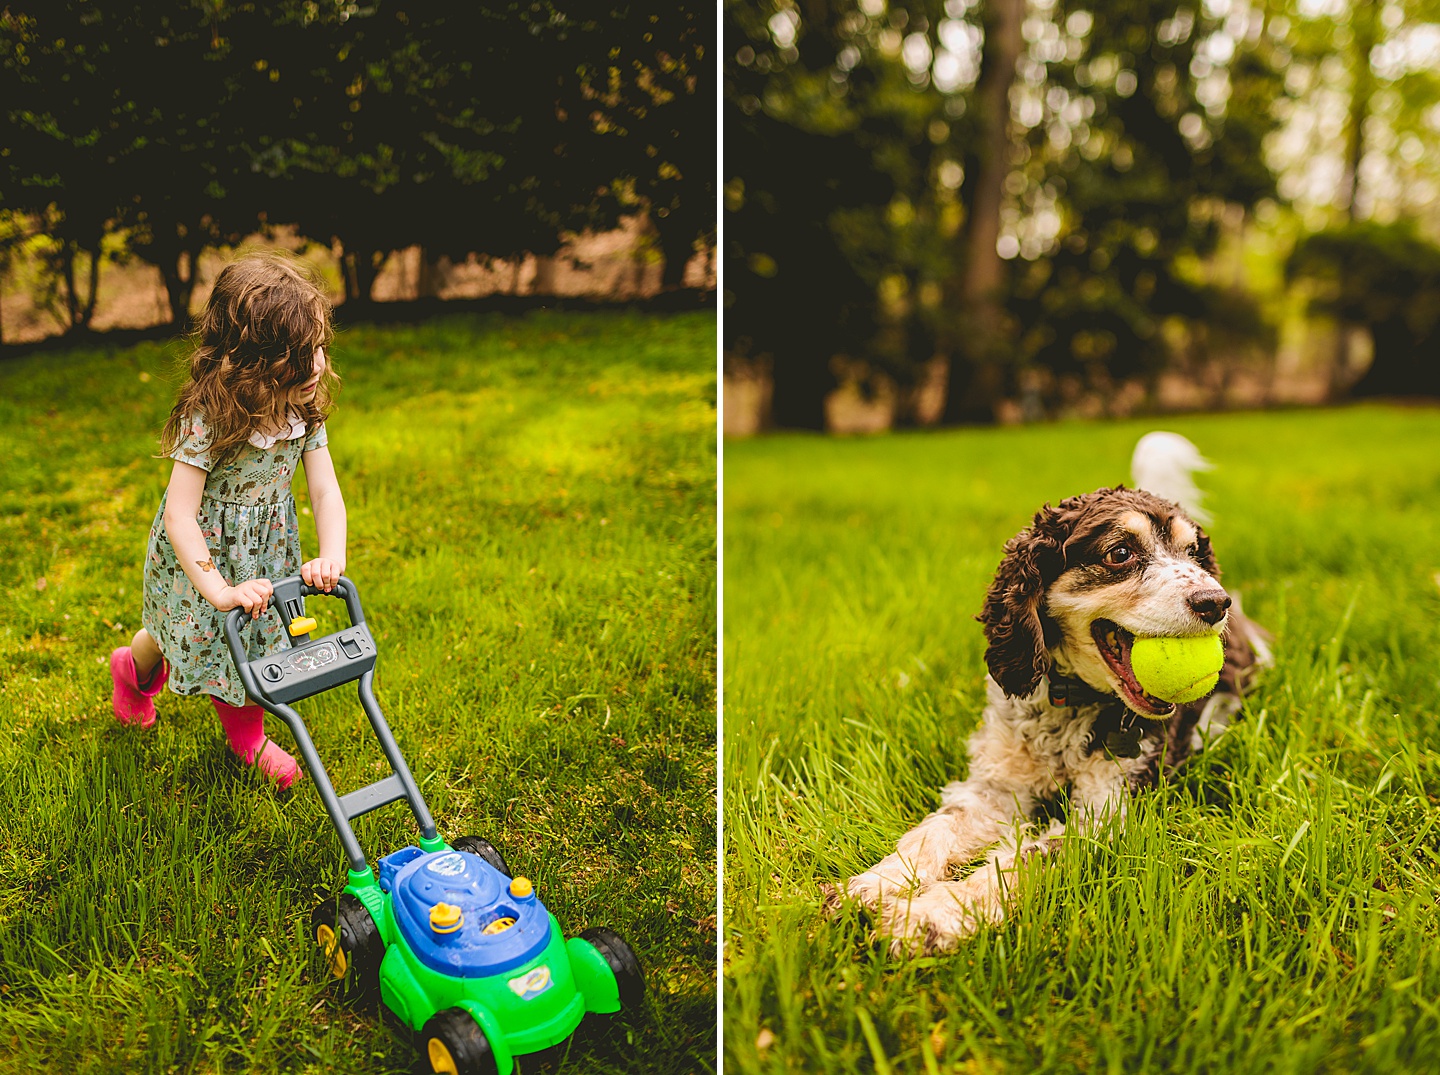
[289,615,318,636]
[429,902,464,934]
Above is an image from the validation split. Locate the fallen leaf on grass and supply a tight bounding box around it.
[929,1021,948,1058]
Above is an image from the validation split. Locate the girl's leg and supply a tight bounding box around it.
[111,628,170,728]
[211,697,302,790]
[130,628,164,682]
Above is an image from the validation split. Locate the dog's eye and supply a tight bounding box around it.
[1102,544,1134,566]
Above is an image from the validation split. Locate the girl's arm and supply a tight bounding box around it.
[162,461,271,615]
[300,444,347,591]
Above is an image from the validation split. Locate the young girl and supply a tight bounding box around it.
[110,253,347,789]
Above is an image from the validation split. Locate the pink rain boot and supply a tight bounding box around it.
[211,698,303,790]
[110,647,169,729]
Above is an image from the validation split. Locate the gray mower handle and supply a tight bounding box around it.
[222,574,366,663]
[218,574,439,873]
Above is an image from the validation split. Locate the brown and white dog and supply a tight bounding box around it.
[830,433,1269,954]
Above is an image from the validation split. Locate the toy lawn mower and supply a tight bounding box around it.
[223,576,643,1074]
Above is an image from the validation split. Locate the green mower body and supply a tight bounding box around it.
[320,845,641,1074]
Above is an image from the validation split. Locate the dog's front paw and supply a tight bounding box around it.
[843,853,919,909]
[873,893,961,957]
[1017,836,1062,863]
[874,877,1007,956]
[844,869,897,909]
[821,869,904,918]
[879,910,946,958]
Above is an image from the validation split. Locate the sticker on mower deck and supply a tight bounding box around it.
[508,966,553,1000]
[291,643,337,672]
[426,853,466,877]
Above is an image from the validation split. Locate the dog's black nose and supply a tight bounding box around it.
[1187,589,1232,625]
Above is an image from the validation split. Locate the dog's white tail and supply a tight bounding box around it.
[1131,431,1213,523]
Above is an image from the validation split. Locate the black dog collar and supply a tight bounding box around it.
[1044,672,1112,709]
[1045,673,1154,759]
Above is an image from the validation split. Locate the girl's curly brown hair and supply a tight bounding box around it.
[161,253,338,462]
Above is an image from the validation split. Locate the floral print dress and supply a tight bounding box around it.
[142,413,327,706]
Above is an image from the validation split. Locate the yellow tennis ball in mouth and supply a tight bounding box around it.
[1129,634,1225,704]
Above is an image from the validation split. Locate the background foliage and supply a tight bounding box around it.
[724,0,1440,426]
[0,0,713,334]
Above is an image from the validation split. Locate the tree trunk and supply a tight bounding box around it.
[417,246,444,298]
[532,254,559,296]
[339,246,382,308]
[355,249,383,305]
[659,232,695,290]
[942,0,1024,424]
[60,245,80,330]
[892,315,939,428]
[654,207,701,290]
[1348,319,1440,398]
[768,349,832,431]
[1341,3,1376,220]
[78,246,101,328]
[161,264,186,326]
[340,248,359,306]
[1331,3,1378,400]
[160,245,202,327]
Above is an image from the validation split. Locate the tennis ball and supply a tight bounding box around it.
[1129,634,1224,704]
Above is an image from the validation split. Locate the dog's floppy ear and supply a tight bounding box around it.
[977,505,1070,698]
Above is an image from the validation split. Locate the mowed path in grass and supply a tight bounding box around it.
[0,311,716,1074]
[725,408,1440,1074]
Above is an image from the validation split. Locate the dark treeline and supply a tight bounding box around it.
[0,1,713,333]
[724,0,1440,428]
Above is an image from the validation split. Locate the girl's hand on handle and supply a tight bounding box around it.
[220,578,274,618]
[300,558,343,592]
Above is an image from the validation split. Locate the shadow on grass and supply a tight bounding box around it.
[0,288,717,363]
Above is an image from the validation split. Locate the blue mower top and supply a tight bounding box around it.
[379,848,553,979]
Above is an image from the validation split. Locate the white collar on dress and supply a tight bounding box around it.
[248,412,307,450]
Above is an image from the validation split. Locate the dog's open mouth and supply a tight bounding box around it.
[1090,619,1175,718]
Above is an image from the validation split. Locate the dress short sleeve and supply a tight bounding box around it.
[302,421,328,452]
[168,413,217,472]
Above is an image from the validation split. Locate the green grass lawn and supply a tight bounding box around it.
[724,407,1440,1074]
[0,311,717,1074]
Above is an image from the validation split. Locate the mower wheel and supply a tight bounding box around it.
[310,893,383,1002]
[579,927,644,1010]
[452,835,511,877]
[422,1007,497,1075]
